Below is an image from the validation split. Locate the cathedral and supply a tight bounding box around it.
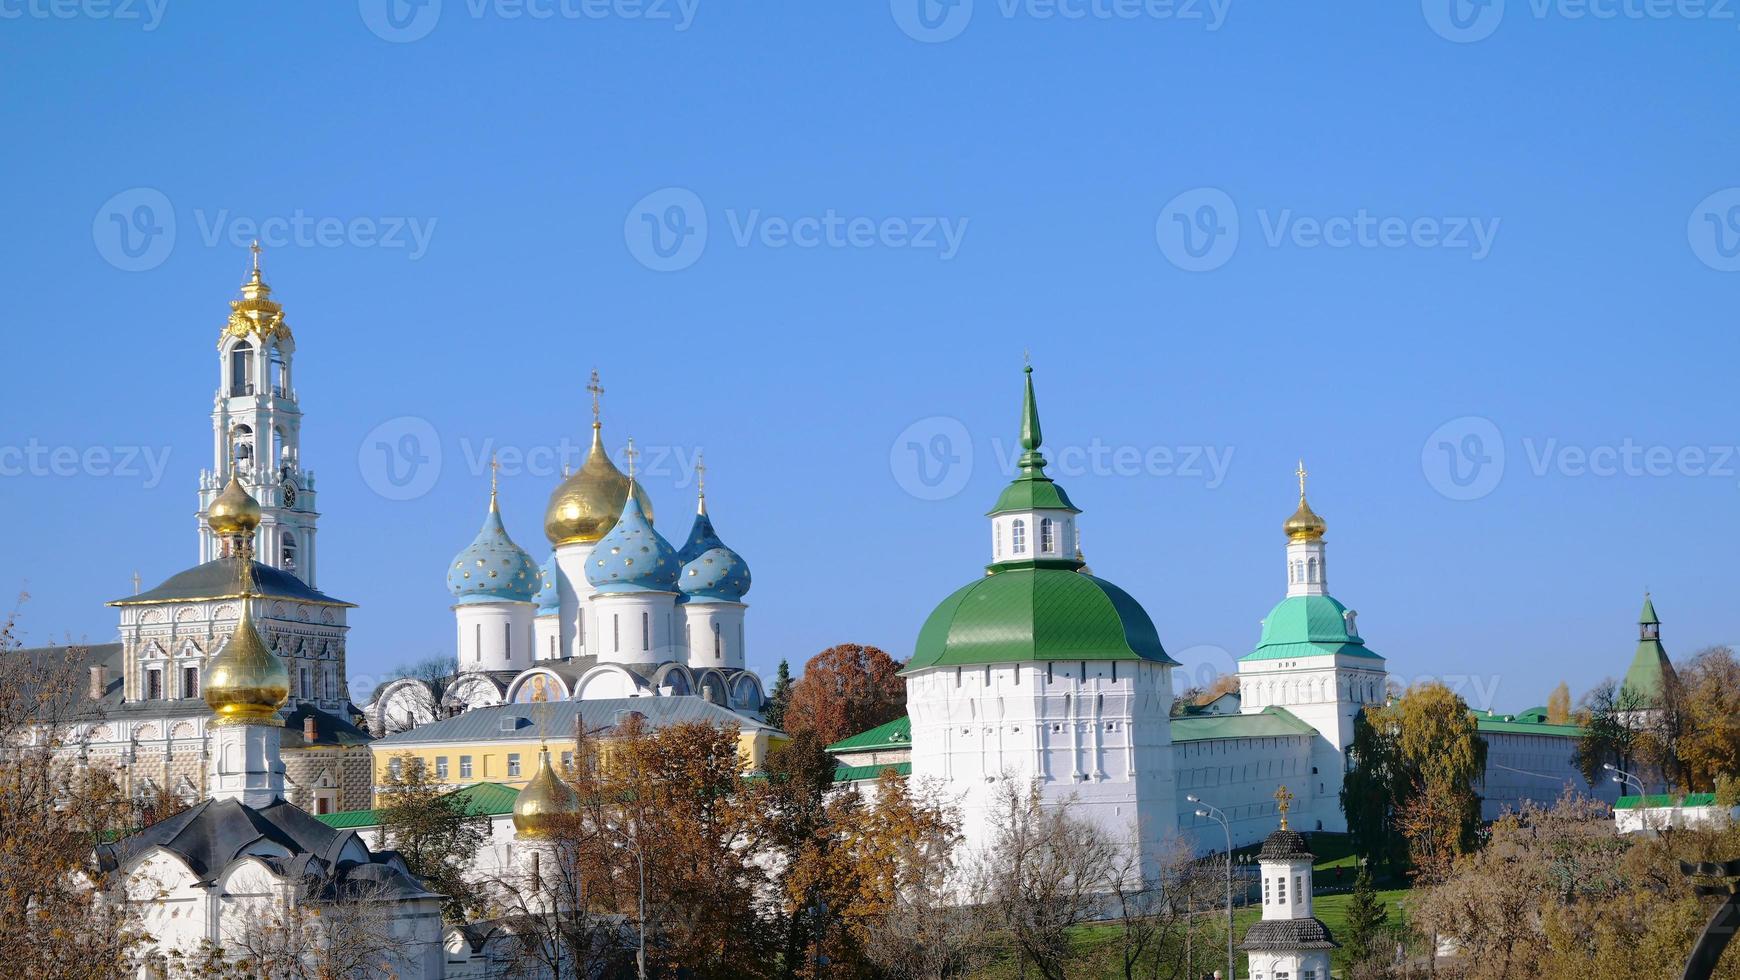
[365,371,766,735]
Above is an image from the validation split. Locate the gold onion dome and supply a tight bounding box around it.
[203,585,290,727]
[207,471,263,536]
[1284,460,1326,541]
[544,424,654,546]
[512,749,578,836]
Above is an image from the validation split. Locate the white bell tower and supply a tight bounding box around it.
[198,243,321,586]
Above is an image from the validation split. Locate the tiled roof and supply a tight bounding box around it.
[371,696,776,747]
[1240,917,1337,951]
[1258,828,1314,861]
[1169,706,1316,743]
[827,715,912,753]
[111,557,352,607]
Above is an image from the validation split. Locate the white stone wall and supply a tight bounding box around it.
[553,541,596,660]
[682,601,745,672]
[1172,734,1313,853]
[907,659,1176,882]
[454,601,536,673]
[589,592,680,667]
[1478,730,1621,820]
[119,596,349,715]
[1237,655,1387,833]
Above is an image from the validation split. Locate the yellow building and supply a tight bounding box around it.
[368,697,785,795]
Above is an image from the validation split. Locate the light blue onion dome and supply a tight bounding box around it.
[678,499,751,602]
[585,486,680,593]
[448,490,540,604]
[533,553,560,615]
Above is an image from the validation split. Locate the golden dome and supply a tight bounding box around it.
[543,425,654,546]
[1284,497,1326,541]
[203,597,289,727]
[207,472,263,536]
[512,749,578,837]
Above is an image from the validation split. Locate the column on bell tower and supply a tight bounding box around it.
[199,243,320,586]
[1283,461,1327,598]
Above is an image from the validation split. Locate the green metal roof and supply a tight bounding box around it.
[312,781,521,830]
[826,715,912,753]
[833,762,912,783]
[904,566,1177,671]
[1639,595,1660,626]
[1240,594,1383,662]
[1170,706,1317,743]
[1473,713,1586,737]
[987,365,1081,517]
[1616,793,1718,810]
[1621,637,1674,704]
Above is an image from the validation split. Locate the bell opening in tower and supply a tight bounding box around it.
[230,341,254,396]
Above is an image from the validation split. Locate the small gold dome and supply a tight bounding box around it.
[207,473,263,536]
[1284,497,1326,541]
[203,599,289,726]
[543,426,654,546]
[513,749,578,837]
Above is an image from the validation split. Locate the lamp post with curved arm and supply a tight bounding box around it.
[1188,794,1235,980]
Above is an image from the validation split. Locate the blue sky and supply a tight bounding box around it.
[2,1,1736,711]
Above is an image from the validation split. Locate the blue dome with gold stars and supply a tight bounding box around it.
[585,489,681,593]
[533,553,560,615]
[677,504,751,602]
[448,492,540,604]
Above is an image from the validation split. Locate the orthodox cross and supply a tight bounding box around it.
[695,452,707,497]
[625,437,638,482]
[1296,459,1308,500]
[490,454,500,504]
[249,239,262,275]
[1275,784,1295,830]
[132,570,141,596]
[587,369,604,426]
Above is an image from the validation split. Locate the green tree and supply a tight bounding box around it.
[764,658,794,731]
[1341,864,1389,974]
[375,752,491,921]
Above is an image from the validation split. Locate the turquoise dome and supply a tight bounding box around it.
[677,508,751,602]
[448,498,540,604]
[533,553,560,614]
[585,490,681,593]
[1242,594,1382,662]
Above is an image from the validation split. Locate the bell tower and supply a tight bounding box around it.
[198,243,321,586]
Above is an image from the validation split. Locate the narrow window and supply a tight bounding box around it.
[1307,557,1318,583]
[230,341,254,396]
[146,669,163,700]
[181,666,199,699]
[1040,517,1054,553]
[549,635,556,659]
[1047,662,1054,684]
[459,755,473,778]
[475,624,481,662]
[507,753,522,777]
[954,667,962,688]
[1278,875,1287,903]
[1263,878,1270,904]
[505,622,512,660]
[642,611,650,651]
[435,757,449,779]
[714,622,722,659]
[613,615,620,653]
[389,758,403,779]
[1111,662,1117,684]
[578,610,586,648]
[1011,519,1027,555]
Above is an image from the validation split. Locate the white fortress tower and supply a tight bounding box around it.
[448,464,540,672]
[1237,464,1388,833]
[542,371,653,662]
[198,243,321,586]
[1239,788,1337,980]
[905,365,1179,883]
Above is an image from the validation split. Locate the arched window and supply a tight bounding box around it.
[1307,557,1319,583]
[713,622,722,659]
[230,341,254,396]
[1040,518,1055,554]
[1011,519,1027,555]
[268,344,286,396]
[231,424,254,468]
[280,531,297,572]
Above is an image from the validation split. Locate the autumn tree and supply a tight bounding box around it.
[375,752,491,921]
[1342,681,1487,874]
[1573,678,1648,786]
[783,643,906,746]
[1667,645,1740,790]
[1546,681,1571,724]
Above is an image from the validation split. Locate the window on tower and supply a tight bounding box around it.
[1040,517,1054,554]
[181,666,199,699]
[230,342,254,396]
[1307,557,1319,583]
[232,424,254,470]
[281,532,297,572]
[1012,519,1027,555]
[269,344,286,397]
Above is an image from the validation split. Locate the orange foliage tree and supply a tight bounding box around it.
[782,644,906,745]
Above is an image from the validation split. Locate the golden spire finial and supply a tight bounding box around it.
[1274,784,1295,830]
[1296,458,1308,501]
[587,369,605,429]
[250,239,262,276]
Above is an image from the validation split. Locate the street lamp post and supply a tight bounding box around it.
[1189,794,1235,980]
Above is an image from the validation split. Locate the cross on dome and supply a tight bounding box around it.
[1274,784,1295,829]
[587,369,605,427]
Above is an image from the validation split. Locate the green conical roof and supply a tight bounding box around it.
[1621,595,1674,706]
[988,365,1080,516]
[1639,594,1659,626]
